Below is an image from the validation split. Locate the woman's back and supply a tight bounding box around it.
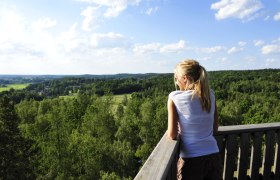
[169,89,219,158]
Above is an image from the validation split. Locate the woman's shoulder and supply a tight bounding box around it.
[169,90,178,96]
[168,91,178,100]
[169,90,193,99]
[169,90,185,96]
[169,90,181,97]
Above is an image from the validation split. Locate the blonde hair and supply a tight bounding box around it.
[174,59,211,112]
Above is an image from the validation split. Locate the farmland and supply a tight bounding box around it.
[0,83,30,92]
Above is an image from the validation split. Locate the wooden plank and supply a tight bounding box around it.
[263,130,275,180]
[237,133,250,180]
[274,131,280,180]
[223,134,238,180]
[217,122,280,135]
[250,132,263,180]
[215,135,226,172]
[134,131,179,180]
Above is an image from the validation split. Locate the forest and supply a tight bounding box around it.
[0,69,279,179]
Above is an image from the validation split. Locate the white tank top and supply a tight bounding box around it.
[169,89,219,158]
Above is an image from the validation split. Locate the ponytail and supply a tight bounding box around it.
[194,66,211,113]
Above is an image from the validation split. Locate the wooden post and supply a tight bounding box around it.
[274,131,280,180]
[223,134,238,180]
[263,130,275,180]
[250,132,262,180]
[237,133,250,180]
[215,135,226,171]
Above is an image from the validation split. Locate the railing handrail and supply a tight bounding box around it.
[134,131,179,180]
[217,122,280,135]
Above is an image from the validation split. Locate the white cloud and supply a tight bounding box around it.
[238,41,247,46]
[146,7,159,15]
[0,9,26,43]
[221,57,228,62]
[90,32,128,48]
[227,46,243,54]
[79,0,142,30]
[0,9,55,58]
[253,40,264,46]
[133,40,186,54]
[211,0,263,20]
[261,44,280,54]
[104,5,126,17]
[31,18,57,31]
[78,0,141,18]
[57,23,82,52]
[133,43,161,54]
[160,40,186,53]
[274,12,280,21]
[81,6,101,31]
[197,46,226,53]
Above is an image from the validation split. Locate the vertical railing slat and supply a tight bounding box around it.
[250,132,263,180]
[237,133,250,180]
[263,130,275,180]
[274,131,280,180]
[223,134,238,180]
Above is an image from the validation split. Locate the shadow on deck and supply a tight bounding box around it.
[135,122,280,180]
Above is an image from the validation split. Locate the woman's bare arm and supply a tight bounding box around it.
[213,100,219,134]
[167,98,178,140]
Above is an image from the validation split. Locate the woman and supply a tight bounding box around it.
[167,59,222,180]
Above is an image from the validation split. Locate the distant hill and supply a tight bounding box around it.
[0,73,168,85]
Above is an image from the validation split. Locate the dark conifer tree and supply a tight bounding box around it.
[0,96,35,179]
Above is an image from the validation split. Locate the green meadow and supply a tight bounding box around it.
[59,93,131,112]
[112,94,131,104]
[60,93,131,104]
[0,83,31,92]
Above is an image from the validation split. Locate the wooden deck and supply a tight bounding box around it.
[135,122,280,180]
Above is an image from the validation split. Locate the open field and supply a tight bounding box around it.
[0,83,31,92]
[59,93,131,113]
[59,93,131,105]
[111,94,131,112]
[112,94,131,104]
[59,93,78,99]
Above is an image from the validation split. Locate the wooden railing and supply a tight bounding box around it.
[134,122,280,180]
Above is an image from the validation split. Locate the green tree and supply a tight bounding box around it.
[0,96,35,179]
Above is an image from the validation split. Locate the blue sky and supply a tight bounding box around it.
[0,0,279,75]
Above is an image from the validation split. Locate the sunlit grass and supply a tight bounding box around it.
[59,93,78,99]
[112,94,131,104]
[0,83,31,92]
[59,93,131,111]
